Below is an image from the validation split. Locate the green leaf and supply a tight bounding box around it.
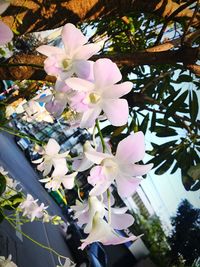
[190,180,200,191]
[148,151,171,168]
[154,126,177,137]
[165,91,188,118]
[162,88,181,106]
[112,124,127,137]
[155,157,174,175]
[0,174,6,196]
[157,118,180,128]
[3,193,23,210]
[12,28,20,35]
[189,90,199,123]
[101,125,116,137]
[177,74,193,83]
[187,164,200,181]
[139,114,149,134]
[150,112,156,132]
[182,174,195,191]
[170,162,179,174]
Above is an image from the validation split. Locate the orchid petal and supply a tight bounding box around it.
[130,163,153,176]
[73,60,94,80]
[42,162,52,177]
[88,166,106,186]
[52,159,68,176]
[45,100,66,117]
[109,211,134,230]
[116,175,141,198]
[72,157,93,172]
[80,213,139,250]
[0,21,13,45]
[102,99,129,126]
[32,157,43,164]
[62,172,77,189]
[80,106,102,128]
[55,79,70,93]
[74,43,101,60]
[116,132,145,163]
[102,82,132,98]
[89,180,112,196]
[94,59,122,87]
[62,23,87,57]
[84,196,105,234]
[39,177,51,183]
[84,142,110,164]
[76,211,90,227]
[111,207,128,214]
[36,45,63,57]
[66,77,94,92]
[45,138,60,155]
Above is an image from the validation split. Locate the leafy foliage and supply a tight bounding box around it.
[85,12,200,191]
[167,199,200,266]
[129,211,170,267]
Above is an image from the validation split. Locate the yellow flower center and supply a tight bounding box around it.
[88,92,101,104]
[62,58,71,70]
[102,158,118,178]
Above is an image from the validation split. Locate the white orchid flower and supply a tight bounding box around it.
[34,138,69,176]
[19,194,48,222]
[37,23,100,80]
[84,132,153,198]
[39,169,77,191]
[71,195,134,233]
[66,58,132,128]
[80,212,140,250]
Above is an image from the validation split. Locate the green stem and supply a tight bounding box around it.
[4,214,67,260]
[107,188,111,225]
[95,119,106,153]
[0,126,44,145]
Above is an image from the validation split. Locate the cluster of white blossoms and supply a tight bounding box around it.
[0,166,62,224]
[34,138,77,191]
[0,6,153,261]
[32,22,154,250]
[35,133,152,249]
[19,194,48,222]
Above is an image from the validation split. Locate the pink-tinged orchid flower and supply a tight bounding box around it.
[39,169,76,191]
[80,212,140,250]
[66,58,132,128]
[19,194,48,222]
[37,23,100,79]
[71,195,134,234]
[0,1,13,46]
[44,79,72,117]
[0,21,13,45]
[33,138,69,176]
[84,132,153,198]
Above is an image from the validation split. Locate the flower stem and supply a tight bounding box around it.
[107,188,111,225]
[4,214,67,260]
[95,119,106,153]
[0,126,44,145]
